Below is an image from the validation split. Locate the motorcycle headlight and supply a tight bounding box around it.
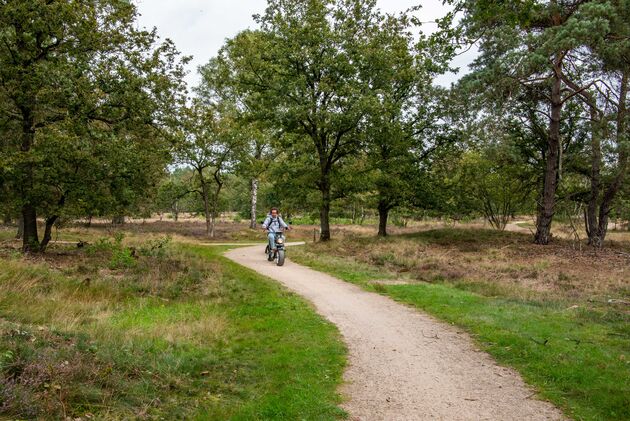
[276,237,284,244]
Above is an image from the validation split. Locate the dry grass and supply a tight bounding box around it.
[2,217,628,303]
[299,226,630,303]
[0,231,229,419]
[0,319,126,419]
[120,315,228,347]
[0,225,348,419]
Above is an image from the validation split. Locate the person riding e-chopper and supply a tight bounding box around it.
[262,207,291,266]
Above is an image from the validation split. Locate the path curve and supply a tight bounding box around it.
[225,245,565,421]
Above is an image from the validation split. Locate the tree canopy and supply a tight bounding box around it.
[2,0,629,250]
[0,0,187,251]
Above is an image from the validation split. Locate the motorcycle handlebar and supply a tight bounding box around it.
[263,227,290,232]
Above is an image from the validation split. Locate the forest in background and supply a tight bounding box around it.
[1,0,629,250]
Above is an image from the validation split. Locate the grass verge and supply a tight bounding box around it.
[0,232,346,420]
[290,233,630,421]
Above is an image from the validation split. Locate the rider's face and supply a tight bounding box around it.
[271,210,278,217]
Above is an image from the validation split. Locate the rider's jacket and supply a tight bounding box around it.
[262,214,289,233]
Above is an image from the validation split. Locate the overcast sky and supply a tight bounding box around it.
[134,0,476,90]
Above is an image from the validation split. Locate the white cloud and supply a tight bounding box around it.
[134,0,475,89]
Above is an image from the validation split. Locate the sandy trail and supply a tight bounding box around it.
[224,245,565,421]
[505,220,535,235]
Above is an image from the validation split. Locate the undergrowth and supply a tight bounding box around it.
[0,233,346,419]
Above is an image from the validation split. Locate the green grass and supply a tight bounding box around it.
[0,237,346,419]
[290,243,630,421]
[289,247,393,287]
[189,245,347,420]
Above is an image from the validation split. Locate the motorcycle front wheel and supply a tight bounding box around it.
[276,249,285,266]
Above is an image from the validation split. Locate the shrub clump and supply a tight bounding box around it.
[0,322,122,419]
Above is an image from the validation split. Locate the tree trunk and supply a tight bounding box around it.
[535,67,563,245]
[16,216,24,239]
[20,107,40,252]
[319,174,331,241]
[112,215,125,225]
[2,214,11,225]
[594,70,629,246]
[250,178,258,229]
[40,215,58,252]
[21,204,39,252]
[210,187,219,239]
[377,201,390,237]
[209,174,223,239]
[173,201,179,222]
[586,107,603,246]
[200,181,212,237]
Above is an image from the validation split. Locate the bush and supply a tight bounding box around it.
[138,235,172,258]
[85,233,137,269]
[109,247,136,270]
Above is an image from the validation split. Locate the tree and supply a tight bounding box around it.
[216,0,391,241]
[0,0,187,252]
[155,170,193,221]
[198,56,276,230]
[561,3,630,247]
[366,84,459,236]
[361,13,420,237]
[457,145,536,230]
[569,70,628,247]
[176,101,242,237]
[452,0,621,244]
[240,126,273,229]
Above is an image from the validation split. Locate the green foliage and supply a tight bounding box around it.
[0,0,188,251]
[108,247,136,270]
[86,232,173,270]
[208,0,458,239]
[155,170,193,217]
[173,98,246,236]
[138,235,172,258]
[451,145,537,229]
[85,232,138,269]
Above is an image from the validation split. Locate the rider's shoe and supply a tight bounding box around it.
[267,253,274,261]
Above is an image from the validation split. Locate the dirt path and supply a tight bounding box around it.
[505,220,535,235]
[224,245,565,421]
